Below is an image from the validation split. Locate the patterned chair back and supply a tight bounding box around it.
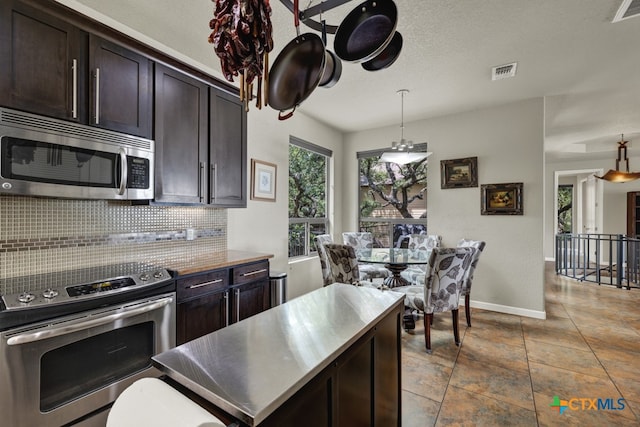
[323,243,361,285]
[314,234,334,286]
[456,239,486,295]
[342,232,375,258]
[407,234,441,266]
[423,247,474,314]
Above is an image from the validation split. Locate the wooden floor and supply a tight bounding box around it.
[400,262,640,426]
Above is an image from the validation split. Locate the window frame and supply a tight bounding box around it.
[288,136,332,258]
[357,144,429,247]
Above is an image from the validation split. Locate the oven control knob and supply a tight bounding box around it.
[139,273,150,281]
[42,288,59,299]
[17,292,35,303]
[153,270,165,279]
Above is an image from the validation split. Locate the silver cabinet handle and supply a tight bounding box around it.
[241,268,267,277]
[224,291,230,327]
[198,162,204,202]
[6,296,174,346]
[188,278,223,289]
[210,163,217,202]
[235,288,240,323]
[94,67,100,124]
[118,148,127,195]
[71,59,78,119]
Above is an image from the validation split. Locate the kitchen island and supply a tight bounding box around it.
[152,283,404,426]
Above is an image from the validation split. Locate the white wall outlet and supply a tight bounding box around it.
[186,228,196,241]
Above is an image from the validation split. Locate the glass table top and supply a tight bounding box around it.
[357,248,432,265]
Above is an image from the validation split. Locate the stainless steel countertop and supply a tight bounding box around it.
[152,283,404,426]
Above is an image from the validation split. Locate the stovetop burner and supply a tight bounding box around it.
[1,263,172,311]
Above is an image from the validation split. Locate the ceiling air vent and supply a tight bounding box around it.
[491,62,517,81]
[613,0,640,22]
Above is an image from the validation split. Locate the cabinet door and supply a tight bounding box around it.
[209,88,247,207]
[154,64,208,203]
[177,291,228,345]
[231,279,270,324]
[0,0,87,122]
[89,35,152,138]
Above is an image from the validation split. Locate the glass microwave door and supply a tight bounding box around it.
[1,136,119,188]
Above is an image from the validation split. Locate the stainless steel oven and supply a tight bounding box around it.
[0,264,176,427]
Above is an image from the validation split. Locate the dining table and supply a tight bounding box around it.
[357,247,432,289]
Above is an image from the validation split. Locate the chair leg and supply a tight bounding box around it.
[452,309,460,346]
[465,294,471,327]
[424,313,433,353]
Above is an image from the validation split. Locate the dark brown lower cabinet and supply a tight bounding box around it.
[259,307,401,427]
[177,290,228,345]
[176,261,271,345]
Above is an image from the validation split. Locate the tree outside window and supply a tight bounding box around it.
[358,147,428,247]
[288,140,330,257]
[557,185,573,233]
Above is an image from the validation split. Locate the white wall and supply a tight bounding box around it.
[342,98,546,318]
[227,107,345,301]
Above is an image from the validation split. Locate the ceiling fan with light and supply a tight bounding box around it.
[594,134,640,183]
[379,89,432,165]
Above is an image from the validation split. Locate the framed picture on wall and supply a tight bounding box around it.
[440,157,478,189]
[251,159,277,202]
[481,182,523,215]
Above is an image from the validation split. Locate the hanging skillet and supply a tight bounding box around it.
[268,0,326,120]
[362,31,403,71]
[334,0,398,63]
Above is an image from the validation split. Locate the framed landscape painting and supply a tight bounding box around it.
[481,182,523,215]
[440,157,478,189]
[251,159,277,202]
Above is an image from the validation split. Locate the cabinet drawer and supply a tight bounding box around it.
[233,261,269,286]
[177,269,229,301]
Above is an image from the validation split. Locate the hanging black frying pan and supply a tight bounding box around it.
[334,0,398,63]
[361,31,402,71]
[268,0,326,120]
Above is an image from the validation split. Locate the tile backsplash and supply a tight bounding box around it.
[0,195,226,283]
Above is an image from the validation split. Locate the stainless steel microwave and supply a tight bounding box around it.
[0,107,154,200]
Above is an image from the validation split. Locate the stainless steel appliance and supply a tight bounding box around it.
[0,107,154,200]
[0,263,176,427]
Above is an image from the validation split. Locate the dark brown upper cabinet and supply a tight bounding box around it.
[88,35,152,138]
[209,88,247,207]
[0,0,152,138]
[154,64,209,204]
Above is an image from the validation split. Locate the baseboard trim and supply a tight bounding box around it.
[467,300,546,320]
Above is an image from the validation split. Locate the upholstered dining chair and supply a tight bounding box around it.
[342,232,391,282]
[400,234,442,285]
[314,234,335,286]
[419,246,474,353]
[323,243,361,286]
[457,238,486,327]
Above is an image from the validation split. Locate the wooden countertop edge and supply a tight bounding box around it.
[167,250,274,276]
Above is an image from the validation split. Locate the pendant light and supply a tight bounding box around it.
[594,134,640,183]
[379,89,432,165]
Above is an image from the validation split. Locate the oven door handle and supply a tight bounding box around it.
[6,296,174,346]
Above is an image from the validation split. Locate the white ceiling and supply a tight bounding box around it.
[62,0,640,161]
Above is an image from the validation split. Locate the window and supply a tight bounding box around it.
[358,145,428,248]
[288,137,331,257]
[557,184,573,233]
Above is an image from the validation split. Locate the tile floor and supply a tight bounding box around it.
[400,262,640,426]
